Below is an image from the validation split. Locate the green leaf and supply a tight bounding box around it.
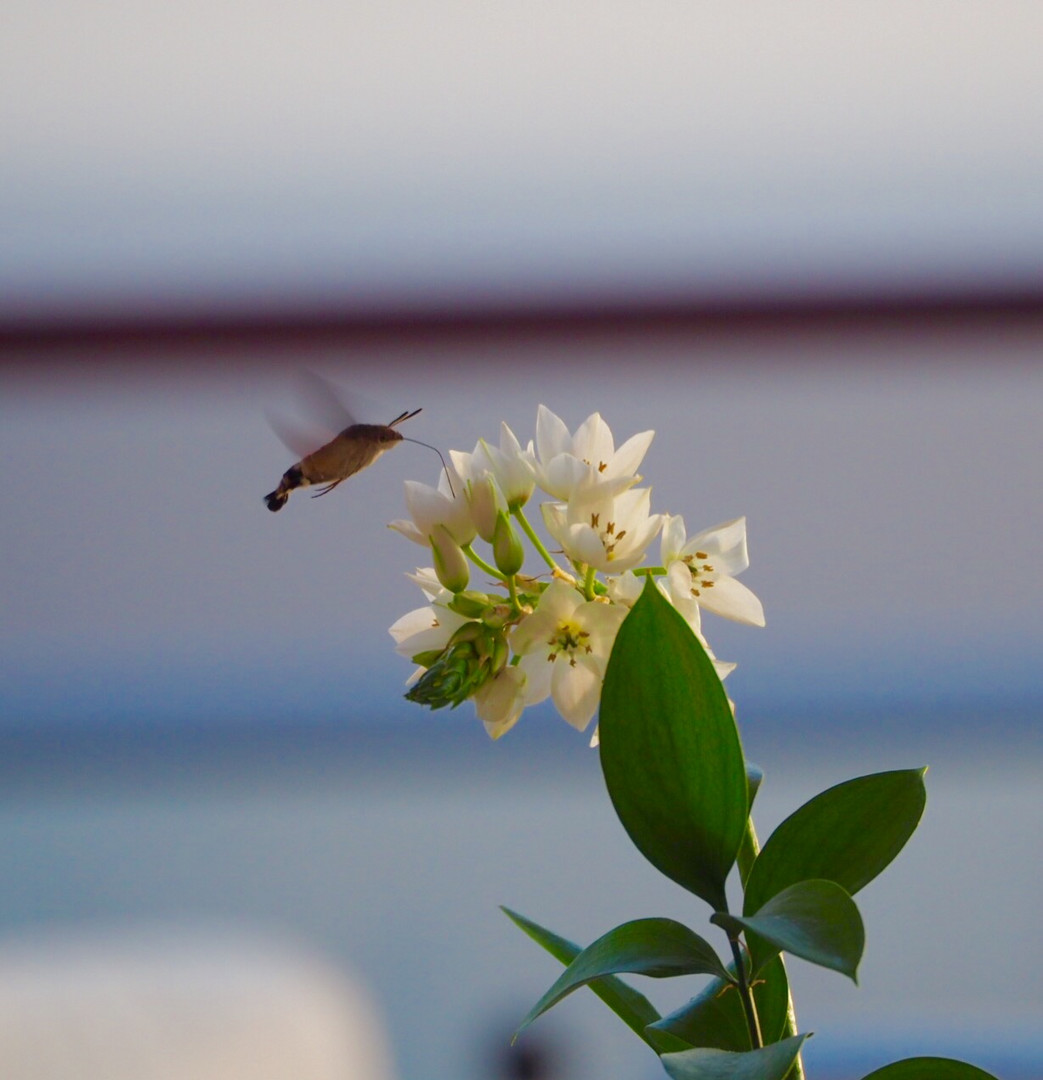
[501,906,664,1046]
[649,953,791,1052]
[744,769,927,917]
[717,879,864,982]
[514,917,732,1037]
[860,1058,999,1080]
[662,1034,810,1080]
[599,577,748,910]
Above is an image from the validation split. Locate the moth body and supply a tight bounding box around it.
[264,411,419,512]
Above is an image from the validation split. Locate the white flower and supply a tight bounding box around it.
[404,566,451,602]
[526,405,654,501]
[462,473,504,543]
[660,515,765,627]
[388,598,470,665]
[389,479,477,548]
[474,666,527,739]
[511,580,627,730]
[480,423,536,509]
[542,476,663,574]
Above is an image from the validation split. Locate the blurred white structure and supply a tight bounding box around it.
[0,925,395,1080]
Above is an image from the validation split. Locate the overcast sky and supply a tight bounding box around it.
[4,2,1043,318]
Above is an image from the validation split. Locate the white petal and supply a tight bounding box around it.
[606,429,654,479]
[572,412,614,466]
[660,514,688,563]
[388,605,464,656]
[517,650,553,704]
[605,573,643,606]
[404,567,446,600]
[483,437,535,506]
[714,660,738,680]
[388,605,435,646]
[665,562,702,631]
[535,405,571,464]
[538,579,584,621]
[699,576,766,627]
[615,511,664,561]
[499,422,525,457]
[475,667,527,738]
[543,453,590,500]
[448,448,476,481]
[564,524,613,569]
[578,601,627,654]
[613,484,652,521]
[551,654,602,730]
[540,500,567,543]
[511,582,582,653]
[686,517,750,575]
[388,518,428,546]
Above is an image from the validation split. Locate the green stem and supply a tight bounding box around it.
[582,564,597,601]
[462,544,507,582]
[739,816,806,1080]
[726,928,763,1049]
[512,507,559,571]
[631,565,667,577]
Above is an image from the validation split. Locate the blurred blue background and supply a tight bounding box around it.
[1,4,1041,1079]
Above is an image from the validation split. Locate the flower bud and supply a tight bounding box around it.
[405,620,508,709]
[467,475,502,543]
[480,429,535,510]
[491,511,525,576]
[447,590,494,618]
[430,525,470,593]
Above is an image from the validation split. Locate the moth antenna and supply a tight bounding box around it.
[389,408,422,427]
[401,437,456,498]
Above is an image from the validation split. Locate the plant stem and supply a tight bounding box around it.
[726,930,763,1049]
[462,544,506,582]
[739,816,806,1080]
[512,507,559,571]
[582,564,597,601]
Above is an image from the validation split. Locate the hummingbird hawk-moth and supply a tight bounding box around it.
[263,373,449,511]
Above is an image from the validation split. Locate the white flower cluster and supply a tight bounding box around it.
[389,406,764,741]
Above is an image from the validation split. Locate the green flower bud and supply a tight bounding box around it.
[491,510,524,576]
[430,525,470,593]
[405,620,508,710]
[447,590,495,618]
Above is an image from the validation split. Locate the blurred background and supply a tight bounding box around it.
[1,3,1041,1079]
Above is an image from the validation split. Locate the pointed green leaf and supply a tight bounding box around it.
[501,906,664,1045]
[649,953,791,1052]
[662,1034,810,1080]
[860,1058,999,1080]
[515,917,731,1036]
[599,577,748,910]
[718,879,864,982]
[744,769,927,917]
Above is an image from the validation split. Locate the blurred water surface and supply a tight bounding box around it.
[1,718,1038,1080]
